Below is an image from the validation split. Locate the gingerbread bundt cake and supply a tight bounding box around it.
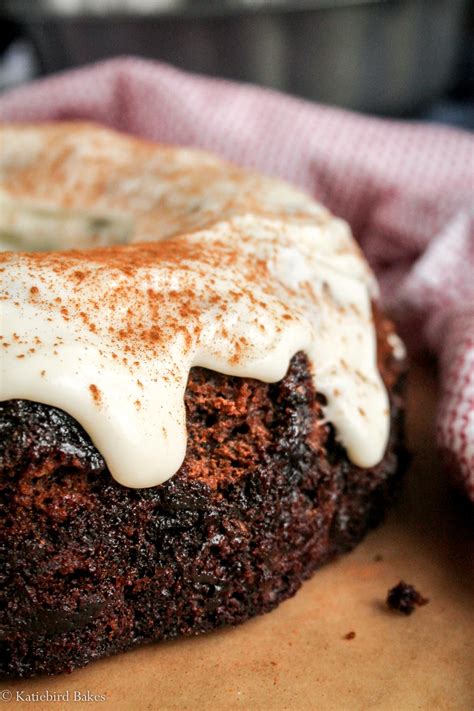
[0,124,407,678]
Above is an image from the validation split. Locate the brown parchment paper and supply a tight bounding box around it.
[4,362,474,711]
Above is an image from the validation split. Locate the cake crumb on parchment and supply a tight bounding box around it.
[386,581,429,615]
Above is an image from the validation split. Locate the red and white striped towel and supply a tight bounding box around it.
[1,57,473,500]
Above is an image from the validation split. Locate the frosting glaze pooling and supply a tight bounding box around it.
[0,123,390,488]
[1,215,388,487]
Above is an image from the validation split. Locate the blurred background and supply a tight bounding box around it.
[0,0,473,129]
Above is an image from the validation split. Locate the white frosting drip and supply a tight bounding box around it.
[0,123,391,488]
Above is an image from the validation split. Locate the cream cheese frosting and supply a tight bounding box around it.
[0,123,390,488]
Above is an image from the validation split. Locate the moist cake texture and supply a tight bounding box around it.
[1,319,407,678]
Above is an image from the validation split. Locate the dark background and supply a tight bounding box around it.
[1,0,473,130]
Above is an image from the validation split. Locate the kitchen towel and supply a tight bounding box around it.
[0,57,473,500]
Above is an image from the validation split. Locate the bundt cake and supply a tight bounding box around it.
[0,123,408,678]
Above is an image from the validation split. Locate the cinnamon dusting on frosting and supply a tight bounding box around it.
[89,384,101,406]
[0,122,394,488]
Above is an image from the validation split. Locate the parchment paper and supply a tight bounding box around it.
[4,362,474,710]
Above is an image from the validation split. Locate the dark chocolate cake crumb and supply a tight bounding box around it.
[0,311,408,678]
[343,631,356,640]
[386,581,429,615]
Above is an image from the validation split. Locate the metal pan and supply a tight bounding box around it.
[2,0,468,115]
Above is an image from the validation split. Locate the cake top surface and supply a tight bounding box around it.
[0,123,391,487]
[0,121,327,251]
